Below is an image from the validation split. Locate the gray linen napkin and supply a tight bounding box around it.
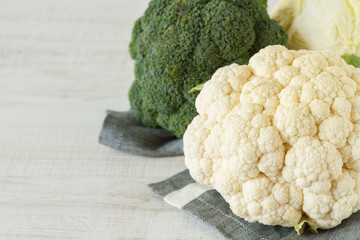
[98,110,183,157]
[149,170,360,240]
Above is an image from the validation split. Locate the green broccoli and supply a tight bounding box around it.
[129,0,288,138]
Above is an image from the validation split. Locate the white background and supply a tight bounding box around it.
[0,0,279,239]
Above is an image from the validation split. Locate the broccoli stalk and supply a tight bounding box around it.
[129,0,288,138]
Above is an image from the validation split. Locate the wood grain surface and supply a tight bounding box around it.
[0,0,278,239]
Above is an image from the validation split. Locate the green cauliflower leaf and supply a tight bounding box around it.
[294,216,319,235]
[188,83,205,93]
[344,54,360,68]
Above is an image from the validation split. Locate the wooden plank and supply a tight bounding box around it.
[0,0,279,238]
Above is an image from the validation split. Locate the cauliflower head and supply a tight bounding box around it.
[184,45,360,229]
[271,0,360,56]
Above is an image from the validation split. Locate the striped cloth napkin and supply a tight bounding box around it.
[149,170,360,240]
[99,110,360,239]
[98,110,183,157]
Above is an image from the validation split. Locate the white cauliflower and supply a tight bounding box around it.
[184,45,360,229]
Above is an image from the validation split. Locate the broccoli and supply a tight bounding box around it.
[128,0,288,138]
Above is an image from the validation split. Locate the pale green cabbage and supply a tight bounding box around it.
[271,0,360,57]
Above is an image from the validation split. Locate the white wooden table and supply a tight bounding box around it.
[0,0,278,239]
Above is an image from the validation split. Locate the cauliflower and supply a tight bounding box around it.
[184,45,360,229]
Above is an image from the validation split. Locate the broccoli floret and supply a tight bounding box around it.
[129,0,288,138]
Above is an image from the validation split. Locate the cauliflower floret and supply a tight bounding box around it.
[196,64,251,116]
[184,45,360,229]
[318,116,353,147]
[282,137,343,193]
[249,45,294,78]
[308,99,331,124]
[350,96,360,121]
[273,103,317,145]
[292,52,329,78]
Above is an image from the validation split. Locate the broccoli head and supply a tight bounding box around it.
[129,0,288,138]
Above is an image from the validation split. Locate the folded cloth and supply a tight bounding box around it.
[149,170,360,240]
[98,110,184,157]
